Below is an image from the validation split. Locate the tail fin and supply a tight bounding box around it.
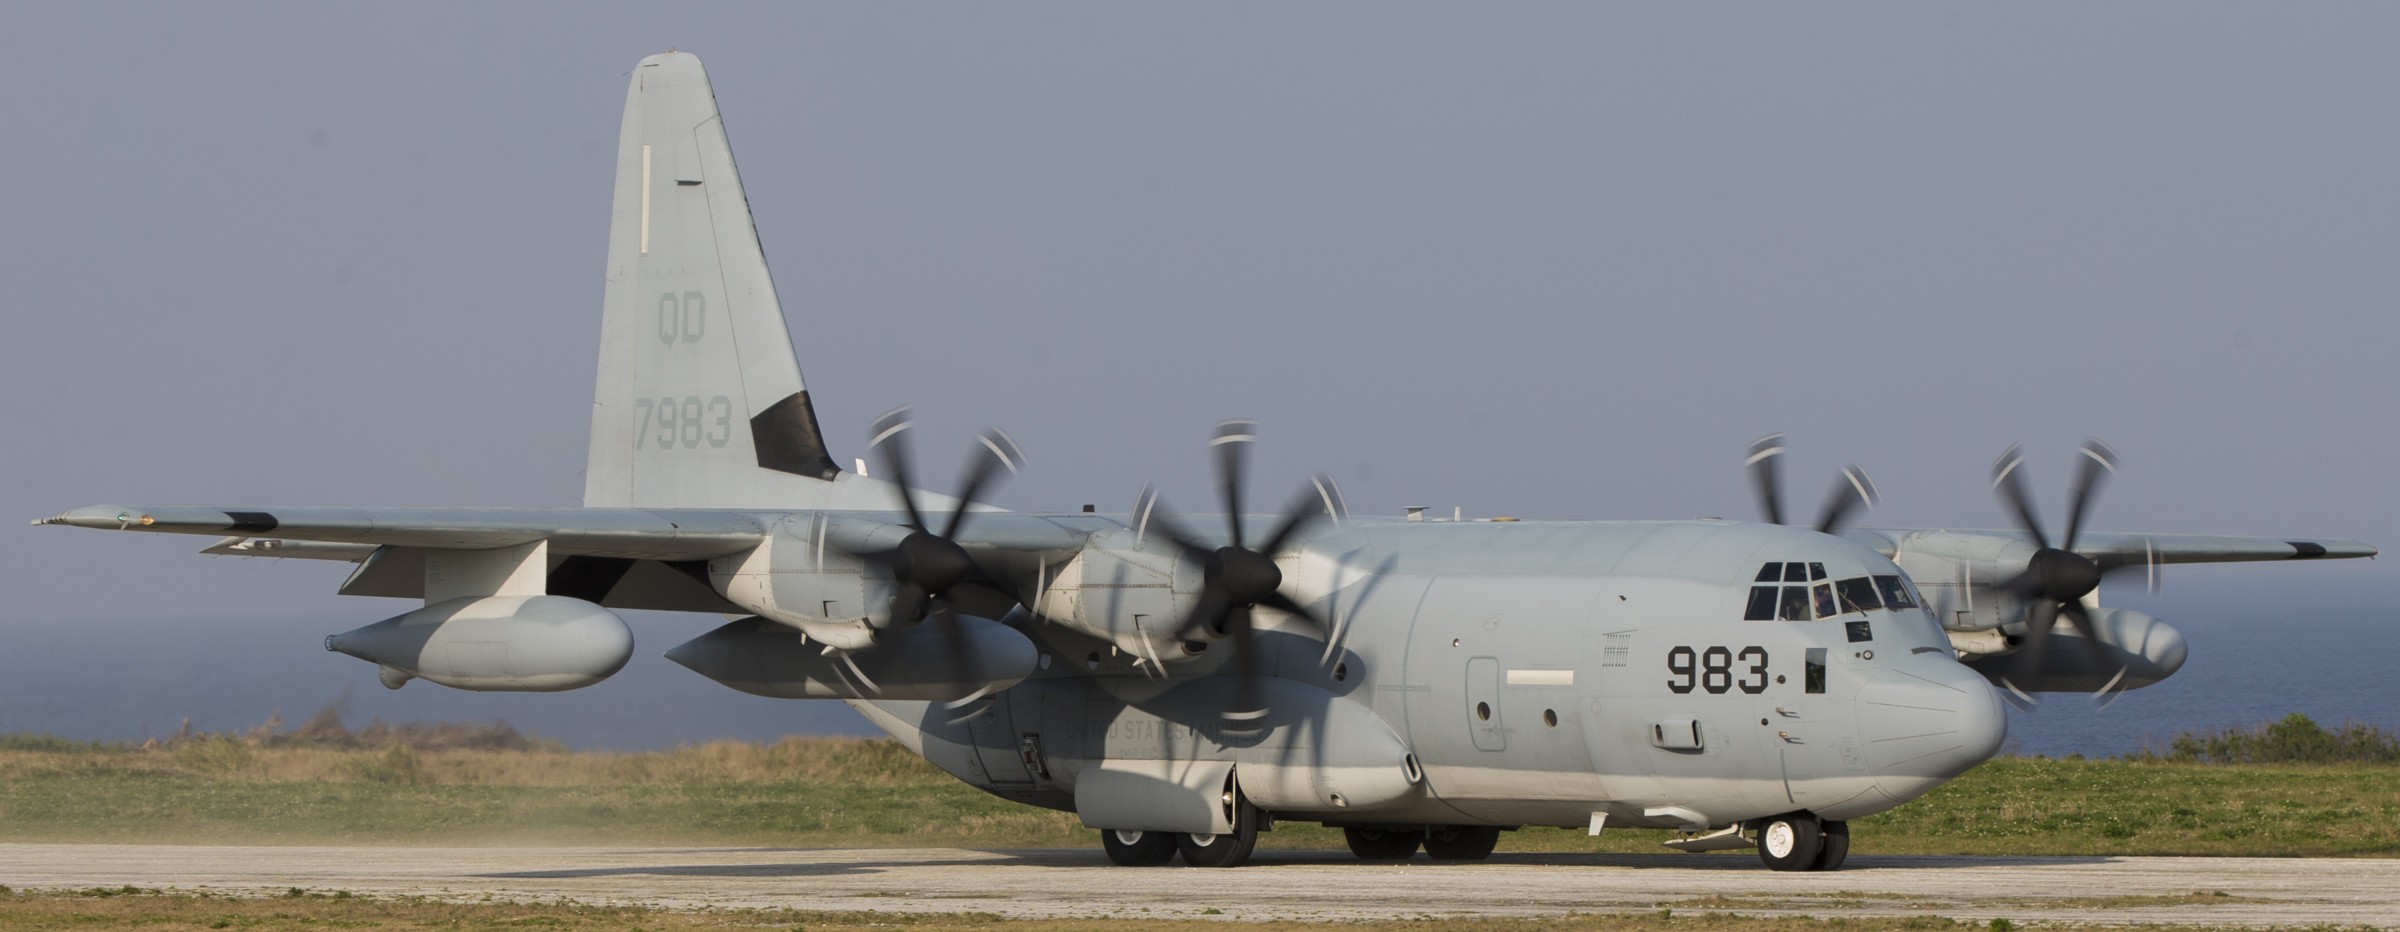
[584,52,841,509]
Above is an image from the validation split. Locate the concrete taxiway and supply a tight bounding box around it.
[2,844,2394,926]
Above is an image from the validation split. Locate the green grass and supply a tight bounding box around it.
[3,736,2397,856]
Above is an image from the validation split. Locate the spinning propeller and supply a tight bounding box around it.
[1747,434,1882,533]
[1987,439,2154,706]
[1143,419,1342,725]
[865,406,1025,630]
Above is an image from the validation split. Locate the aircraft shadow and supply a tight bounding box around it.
[483,849,2114,879]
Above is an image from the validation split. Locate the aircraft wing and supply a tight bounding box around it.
[35,504,769,560]
[1850,527,2376,567]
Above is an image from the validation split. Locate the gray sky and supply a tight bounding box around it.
[4,4,2394,745]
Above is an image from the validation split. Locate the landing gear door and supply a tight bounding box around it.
[965,691,1035,787]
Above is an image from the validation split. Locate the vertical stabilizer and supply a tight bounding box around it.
[585,52,841,509]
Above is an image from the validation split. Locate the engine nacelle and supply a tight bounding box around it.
[326,595,634,692]
[666,613,1040,700]
[1963,606,2188,692]
[1036,528,1207,664]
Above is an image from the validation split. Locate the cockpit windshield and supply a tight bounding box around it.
[1874,575,1919,610]
[1742,563,1924,621]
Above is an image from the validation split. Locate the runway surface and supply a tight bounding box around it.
[3,844,2395,926]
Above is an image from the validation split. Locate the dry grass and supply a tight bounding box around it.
[0,886,2268,931]
[0,734,928,787]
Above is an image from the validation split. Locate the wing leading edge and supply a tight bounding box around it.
[1846,527,2375,567]
[35,504,769,560]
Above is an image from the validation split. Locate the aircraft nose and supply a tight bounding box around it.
[1856,658,2007,805]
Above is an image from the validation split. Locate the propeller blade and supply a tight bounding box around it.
[1256,475,1336,560]
[1211,419,1256,548]
[2008,599,2060,691]
[2061,439,2118,553]
[869,407,930,533]
[2056,600,2116,668]
[941,428,1024,541]
[1258,590,1330,638]
[1224,610,1269,726]
[1143,501,1216,564]
[1813,464,1881,534]
[1175,588,1234,642]
[887,583,932,633]
[1991,443,2051,550]
[1747,434,1787,526]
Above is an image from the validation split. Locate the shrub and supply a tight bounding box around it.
[2163,714,2400,765]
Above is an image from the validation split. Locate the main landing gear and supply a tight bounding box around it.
[1099,795,1263,868]
[1340,825,1502,861]
[1755,811,1849,871]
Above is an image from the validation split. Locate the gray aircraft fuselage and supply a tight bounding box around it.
[863,517,2001,835]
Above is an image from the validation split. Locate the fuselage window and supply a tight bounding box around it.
[1873,575,1918,610]
[1744,586,1779,621]
[1778,585,1813,621]
[1833,577,1882,614]
[1804,647,1828,694]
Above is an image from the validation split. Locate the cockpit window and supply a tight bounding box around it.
[1833,576,1881,614]
[1743,586,1778,620]
[1808,562,1827,581]
[1874,575,1918,610]
[1755,564,1782,583]
[1783,562,1808,582]
[1778,585,1813,621]
[1812,583,1836,618]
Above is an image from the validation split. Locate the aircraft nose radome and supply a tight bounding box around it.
[1857,660,2007,805]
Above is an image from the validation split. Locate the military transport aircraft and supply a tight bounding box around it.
[39,52,2374,871]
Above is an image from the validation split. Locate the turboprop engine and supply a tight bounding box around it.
[326,595,634,692]
[667,613,1039,700]
[1963,606,2187,693]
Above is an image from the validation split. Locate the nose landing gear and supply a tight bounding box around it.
[1755,812,1849,871]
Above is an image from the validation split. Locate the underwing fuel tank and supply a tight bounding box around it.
[666,614,1040,701]
[325,595,635,692]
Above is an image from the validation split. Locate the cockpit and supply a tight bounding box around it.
[1741,561,1923,622]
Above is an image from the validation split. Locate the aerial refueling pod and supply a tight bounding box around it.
[1964,606,2187,692]
[326,595,635,692]
[666,614,1040,701]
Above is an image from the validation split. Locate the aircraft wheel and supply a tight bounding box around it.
[1177,799,1260,868]
[1343,827,1423,860]
[1423,825,1501,861]
[1100,828,1178,866]
[1809,820,1850,871]
[1756,813,1823,871]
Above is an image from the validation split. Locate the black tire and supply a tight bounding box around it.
[1100,828,1177,866]
[1756,813,1823,871]
[1810,820,1849,872]
[1423,825,1501,861]
[1177,799,1260,868]
[1343,827,1423,861]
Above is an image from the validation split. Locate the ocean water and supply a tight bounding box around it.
[1997,573,2400,757]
